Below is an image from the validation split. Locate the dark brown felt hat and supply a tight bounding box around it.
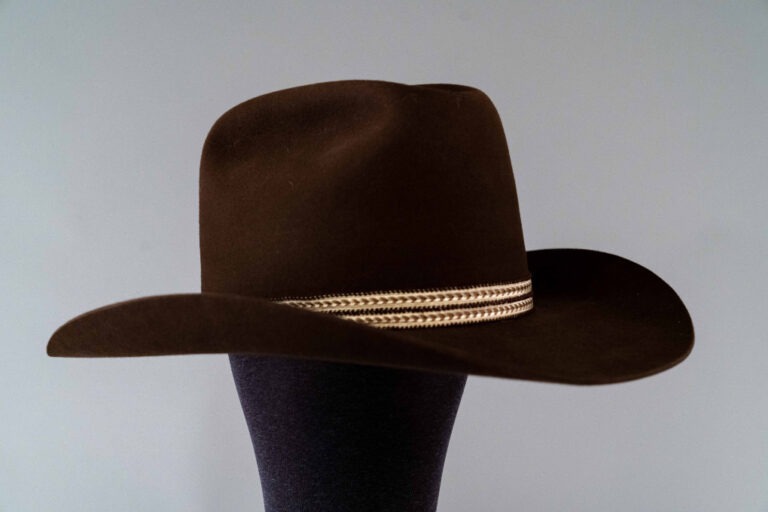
[47,80,693,385]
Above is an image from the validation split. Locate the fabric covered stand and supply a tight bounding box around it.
[229,355,467,512]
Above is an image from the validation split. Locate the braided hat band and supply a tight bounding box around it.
[275,279,533,329]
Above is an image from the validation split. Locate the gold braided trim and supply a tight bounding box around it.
[276,279,532,313]
[341,297,534,329]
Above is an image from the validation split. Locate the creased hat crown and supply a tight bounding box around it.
[199,80,529,299]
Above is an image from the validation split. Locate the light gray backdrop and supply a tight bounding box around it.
[2,1,766,510]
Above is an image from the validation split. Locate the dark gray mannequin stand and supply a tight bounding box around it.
[229,355,468,512]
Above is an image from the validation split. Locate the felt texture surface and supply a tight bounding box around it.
[199,81,528,299]
[47,80,694,384]
[229,355,466,512]
[48,249,693,384]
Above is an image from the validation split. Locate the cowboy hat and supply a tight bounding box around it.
[47,80,693,384]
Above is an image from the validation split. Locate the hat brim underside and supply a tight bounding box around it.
[47,249,694,385]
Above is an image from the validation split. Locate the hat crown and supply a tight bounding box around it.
[199,80,528,298]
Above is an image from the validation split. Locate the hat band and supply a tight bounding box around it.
[276,279,534,329]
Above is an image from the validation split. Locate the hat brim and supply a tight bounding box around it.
[47,249,693,385]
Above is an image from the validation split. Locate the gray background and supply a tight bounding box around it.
[2,1,766,510]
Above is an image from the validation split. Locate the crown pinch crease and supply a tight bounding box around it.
[274,279,534,329]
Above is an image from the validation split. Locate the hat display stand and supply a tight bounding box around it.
[230,355,466,512]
